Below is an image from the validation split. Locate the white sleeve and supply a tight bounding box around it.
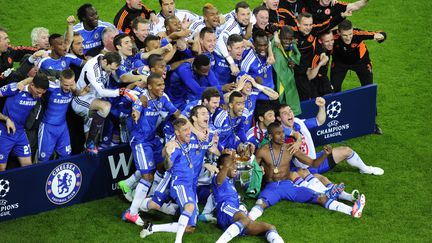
[87,67,119,98]
[215,30,230,62]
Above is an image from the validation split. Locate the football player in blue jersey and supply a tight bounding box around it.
[73,4,116,54]
[213,91,253,153]
[0,73,49,171]
[241,30,275,100]
[213,34,244,85]
[37,69,87,162]
[122,73,207,226]
[223,73,278,131]
[39,34,85,77]
[212,152,284,243]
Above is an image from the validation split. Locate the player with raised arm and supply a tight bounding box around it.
[73,4,116,55]
[277,97,384,175]
[248,122,366,220]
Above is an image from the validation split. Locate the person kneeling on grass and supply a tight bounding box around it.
[212,152,284,243]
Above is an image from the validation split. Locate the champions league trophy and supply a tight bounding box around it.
[234,143,254,192]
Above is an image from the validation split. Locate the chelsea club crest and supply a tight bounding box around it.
[46,162,82,205]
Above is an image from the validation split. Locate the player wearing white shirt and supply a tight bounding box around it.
[277,97,384,175]
[215,1,252,76]
[71,52,131,153]
[150,0,202,36]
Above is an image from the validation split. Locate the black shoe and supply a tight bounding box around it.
[374,124,383,135]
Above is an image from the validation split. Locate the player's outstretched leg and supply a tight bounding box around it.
[333,147,384,175]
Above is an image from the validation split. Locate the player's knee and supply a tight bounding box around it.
[97,101,111,117]
[296,168,310,177]
[185,225,195,233]
[341,146,353,158]
[142,173,154,182]
[256,199,267,209]
[317,195,328,205]
[184,203,194,213]
[149,200,160,210]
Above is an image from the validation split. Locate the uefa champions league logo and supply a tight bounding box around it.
[327,100,342,119]
[46,162,82,205]
[0,179,10,198]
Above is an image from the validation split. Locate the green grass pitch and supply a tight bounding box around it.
[0,0,431,242]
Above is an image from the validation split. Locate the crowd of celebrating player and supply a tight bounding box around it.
[0,0,387,241]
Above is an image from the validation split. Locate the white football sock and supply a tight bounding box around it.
[153,222,179,233]
[140,198,151,212]
[324,199,352,215]
[148,171,163,196]
[266,230,284,243]
[216,221,244,243]
[175,211,192,243]
[304,174,327,193]
[338,191,354,202]
[346,151,368,171]
[125,170,141,188]
[249,205,264,220]
[130,179,151,215]
[202,194,216,215]
[159,202,179,215]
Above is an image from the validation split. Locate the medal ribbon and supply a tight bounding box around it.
[269,142,283,169]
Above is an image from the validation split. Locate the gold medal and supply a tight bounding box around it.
[274,168,279,174]
[189,163,193,168]
[196,150,200,155]
[264,73,268,79]
[245,120,248,125]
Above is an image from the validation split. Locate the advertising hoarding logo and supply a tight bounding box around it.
[46,162,82,205]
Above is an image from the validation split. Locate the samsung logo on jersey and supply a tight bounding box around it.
[19,100,36,106]
[53,98,72,104]
[83,41,101,49]
[145,111,160,116]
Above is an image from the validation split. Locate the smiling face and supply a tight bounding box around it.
[255,9,269,30]
[278,106,295,128]
[254,36,269,57]
[204,7,220,28]
[150,60,167,79]
[260,110,276,127]
[71,34,84,56]
[200,32,216,53]
[60,76,75,93]
[133,22,150,42]
[228,41,245,61]
[339,28,353,45]
[298,16,313,35]
[235,7,251,26]
[117,36,133,57]
[175,122,191,144]
[203,96,220,114]
[148,77,166,98]
[193,106,210,129]
[229,96,245,117]
[166,17,181,34]
[51,37,67,57]
[83,6,99,29]
[320,32,334,51]
[225,155,238,178]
